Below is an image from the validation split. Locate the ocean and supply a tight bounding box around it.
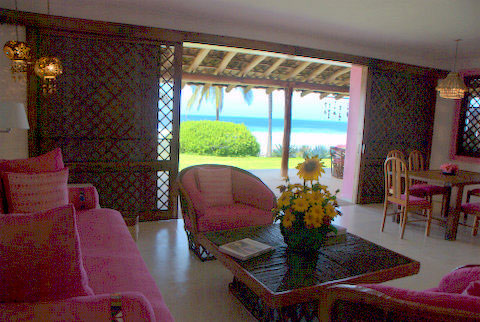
[180,114,348,155]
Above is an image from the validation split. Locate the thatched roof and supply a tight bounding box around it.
[182,43,351,99]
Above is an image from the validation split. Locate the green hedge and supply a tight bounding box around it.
[180,120,260,156]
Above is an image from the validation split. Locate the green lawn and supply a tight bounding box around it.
[179,153,332,170]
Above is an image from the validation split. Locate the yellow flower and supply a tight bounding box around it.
[304,211,315,227]
[296,156,325,181]
[310,204,325,219]
[312,214,324,228]
[325,204,338,219]
[282,211,295,228]
[309,190,325,204]
[292,196,309,212]
[277,191,292,208]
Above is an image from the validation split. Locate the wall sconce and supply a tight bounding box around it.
[0,102,30,133]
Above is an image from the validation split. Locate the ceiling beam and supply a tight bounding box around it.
[263,58,286,77]
[305,64,330,82]
[281,61,310,80]
[324,67,350,83]
[186,48,210,73]
[183,72,349,94]
[239,55,267,77]
[215,51,236,75]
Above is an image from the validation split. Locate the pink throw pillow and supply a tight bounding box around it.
[0,148,64,173]
[463,281,480,297]
[0,204,93,302]
[437,266,480,293]
[196,167,234,207]
[2,168,69,213]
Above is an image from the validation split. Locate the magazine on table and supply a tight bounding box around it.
[219,238,274,261]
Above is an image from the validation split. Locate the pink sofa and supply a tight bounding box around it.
[320,265,480,321]
[0,150,173,321]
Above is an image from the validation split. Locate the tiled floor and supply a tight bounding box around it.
[137,169,480,321]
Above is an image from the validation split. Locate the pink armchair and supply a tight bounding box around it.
[176,164,276,260]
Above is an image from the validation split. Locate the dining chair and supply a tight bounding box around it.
[460,203,480,236]
[408,150,450,218]
[387,150,405,160]
[381,157,433,239]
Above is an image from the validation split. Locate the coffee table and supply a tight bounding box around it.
[198,224,420,321]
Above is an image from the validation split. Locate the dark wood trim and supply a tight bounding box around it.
[183,72,350,94]
[281,87,293,178]
[1,8,447,78]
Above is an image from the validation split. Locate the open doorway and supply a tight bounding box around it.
[179,43,365,202]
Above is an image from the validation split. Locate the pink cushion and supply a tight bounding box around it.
[232,170,276,211]
[399,194,430,207]
[437,266,480,293]
[362,284,480,314]
[2,168,69,213]
[194,202,273,232]
[461,202,480,215]
[409,183,449,197]
[68,184,100,210]
[196,166,234,207]
[0,204,93,302]
[0,148,64,173]
[463,281,480,297]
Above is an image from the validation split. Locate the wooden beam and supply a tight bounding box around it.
[226,84,235,92]
[263,58,286,77]
[281,61,310,80]
[324,67,350,83]
[182,72,349,94]
[239,55,266,77]
[215,51,236,75]
[186,48,210,73]
[305,64,330,81]
[281,87,293,178]
[319,92,330,99]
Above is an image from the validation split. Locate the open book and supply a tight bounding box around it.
[219,238,274,261]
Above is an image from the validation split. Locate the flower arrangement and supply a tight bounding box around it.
[272,156,341,252]
[440,163,458,175]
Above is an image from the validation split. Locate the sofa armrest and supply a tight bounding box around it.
[68,184,100,211]
[0,292,156,322]
[319,284,480,322]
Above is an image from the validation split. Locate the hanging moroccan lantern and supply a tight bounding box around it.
[34,56,63,95]
[3,40,31,74]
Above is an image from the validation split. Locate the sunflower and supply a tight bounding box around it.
[325,204,338,219]
[308,190,325,204]
[277,191,292,208]
[304,211,315,227]
[292,196,309,212]
[296,156,325,181]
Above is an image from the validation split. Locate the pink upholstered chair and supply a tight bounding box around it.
[460,203,480,236]
[176,164,276,260]
[408,150,450,218]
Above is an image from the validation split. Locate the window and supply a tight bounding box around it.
[456,74,480,158]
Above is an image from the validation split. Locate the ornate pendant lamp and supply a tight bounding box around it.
[3,0,31,77]
[436,40,468,99]
[34,0,63,95]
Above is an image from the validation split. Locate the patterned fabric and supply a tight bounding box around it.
[196,167,234,207]
[0,204,93,302]
[0,148,65,214]
[68,184,100,210]
[2,168,69,213]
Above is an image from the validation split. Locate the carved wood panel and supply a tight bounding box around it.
[357,68,437,204]
[29,29,181,220]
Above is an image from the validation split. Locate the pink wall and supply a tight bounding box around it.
[341,65,365,202]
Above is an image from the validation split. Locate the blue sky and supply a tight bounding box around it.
[180,86,349,122]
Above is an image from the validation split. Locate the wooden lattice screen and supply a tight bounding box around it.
[27,28,182,220]
[356,68,437,204]
[456,75,480,157]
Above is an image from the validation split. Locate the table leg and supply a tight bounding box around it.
[445,185,464,240]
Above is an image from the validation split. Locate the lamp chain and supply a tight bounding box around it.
[453,39,461,72]
[14,0,19,41]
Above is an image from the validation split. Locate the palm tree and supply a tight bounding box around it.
[185,84,253,121]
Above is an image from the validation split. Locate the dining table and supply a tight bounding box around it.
[408,169,480,240]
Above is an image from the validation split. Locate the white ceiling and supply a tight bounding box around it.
[2,0,480,70]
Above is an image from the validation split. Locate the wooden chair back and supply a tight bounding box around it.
[386,150,405,161]
[408,150,425,171]
[330,146,346,178]
[384,157,408,203]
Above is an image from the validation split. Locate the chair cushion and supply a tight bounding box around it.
[399,194,430,207]
[463,281,480,297]
[461,202,480,215]
[437,266,480,294]
[194,202,273,232]
[2,168,69,213]
[0,204,93,302]
[409,183,449,197]
[196,167,234,207]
